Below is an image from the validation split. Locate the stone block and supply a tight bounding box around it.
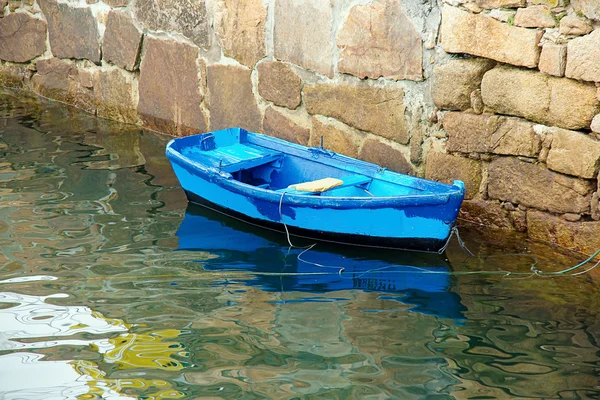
[528,210,600,254]
[358,137,414,175]
[565,29,600,83]
[309,116,364,158]
[514,5,556,28]
[431,57,496,111]
[207,64,261,132]
[487,157,593,213]
[32,58,96,113]
[137,37,206,136]
[528,0,567,6]
[459,200,514,230]
[102,11,143,71]
[134,0,209,49]
[104,0,127,6]
[257,61,302,110]
[39,0,101,62]
[591,114,600,133]
[0,13,46,62]
[444,112,540,157]
[215,0,267,68]
[476,0,525,8]
[538,43,566,77]
[263,107,310,145]
[336,0,422,81]
[441,5,542,68]
[274,0,334,77]
[571,0,600,21]
[559,14,593,35]
[0,63,30,88]
[95,68,138,124]
[546,128,600,178]
[481,65,600,130]
[304,82,408,144]
[489,9,516,23]
[425,152,482,199]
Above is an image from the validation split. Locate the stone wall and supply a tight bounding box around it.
[1,0,600,253]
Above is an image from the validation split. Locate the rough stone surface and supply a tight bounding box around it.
[444,112,541,157]
[274,0,334,77]
[459,200,514,230]
[358,137,414,174]
[591,192,600,220]
[104,0,128,6]
[441,5,542,68]
[425,152,482,199]
[481,65,600,130]
[565,29,600,83]
[546,128,600,178]
[489,9,516,23]
[0,63,30,88]
[207,64,261,132]
[487,157,593,214]
[32,58,96,113]
[0,13,46,62]
[559,14,593,35]
[538,43,566,77]
[591,114,600,133]
[95,68,138,124]
[528,0,566,6]
[134,0,209,49]
[309,117,364,158]
[215,0,267,68]
[39,0,101,63]
[263,106,310,145]
[572,0,600,21]
[471,90,484,114]
[138,37,206,136]
[336,0,422,81]
[304,83,408,144]
[431,57,496,111]
[514,5,556,28]
[103,11,143,71]
[476,0,525,8]
[257,61,302,110]
[528,210,600,254]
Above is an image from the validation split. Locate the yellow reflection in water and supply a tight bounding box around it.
[0,292,186,399]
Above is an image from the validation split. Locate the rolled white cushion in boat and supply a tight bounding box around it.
[288,178,343,193]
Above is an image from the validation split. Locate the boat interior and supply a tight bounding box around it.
[172,128,439,198]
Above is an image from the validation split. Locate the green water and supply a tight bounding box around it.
[0,88,599,399]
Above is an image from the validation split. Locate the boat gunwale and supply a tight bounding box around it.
[166,133,465,211]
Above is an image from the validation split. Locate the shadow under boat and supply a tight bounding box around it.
[176,204,466,320]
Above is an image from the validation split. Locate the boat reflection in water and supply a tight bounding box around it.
[177,204,466,320]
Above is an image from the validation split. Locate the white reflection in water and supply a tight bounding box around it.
[0,275,58,284]
[0,292,183,399]
[0,292,128,351]
[0,352,134,400]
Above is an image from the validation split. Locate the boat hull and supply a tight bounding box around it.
[184,190,448,251]
[166,128,465,252]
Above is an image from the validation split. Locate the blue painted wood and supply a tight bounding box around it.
[166,127,466,252]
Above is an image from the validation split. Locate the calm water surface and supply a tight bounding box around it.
[0,89,599,399]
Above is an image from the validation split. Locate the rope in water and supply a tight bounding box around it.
[277,191,600,278]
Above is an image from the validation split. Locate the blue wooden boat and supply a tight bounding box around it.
[166,127,465,252]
